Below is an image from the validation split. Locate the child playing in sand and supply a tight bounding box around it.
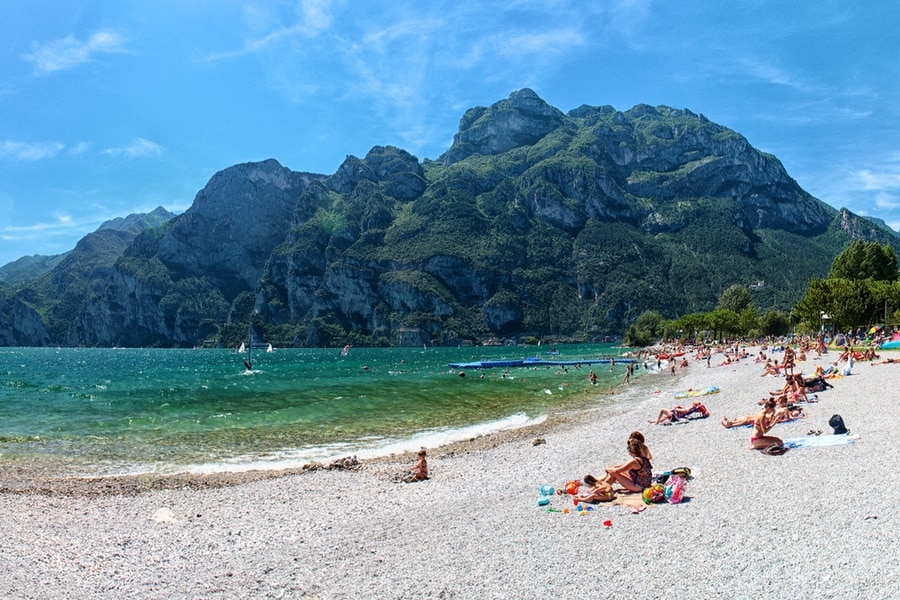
[399,448,428,483]
[574,474,614,503]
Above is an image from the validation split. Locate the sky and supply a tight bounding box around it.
[1,1,899,266]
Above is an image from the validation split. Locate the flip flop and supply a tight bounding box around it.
[629,505,646,514]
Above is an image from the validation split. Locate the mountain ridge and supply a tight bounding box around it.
[0,89,896,347]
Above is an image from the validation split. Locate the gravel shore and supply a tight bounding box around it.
[1,347,897,599]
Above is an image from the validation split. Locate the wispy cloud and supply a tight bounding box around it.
[203,0,334,62]
[0,140,65,161]
[1,215,76,241]
[103,138,164,158]
[858,168,900,191]
[495,28,585,57]
[874,191,900,210]
[23,30,128,75]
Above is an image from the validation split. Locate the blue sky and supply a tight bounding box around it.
[1,1,898,266]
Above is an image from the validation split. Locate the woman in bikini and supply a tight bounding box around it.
[591,436,654,492]
[749,399,782,450]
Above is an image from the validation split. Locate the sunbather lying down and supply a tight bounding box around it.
[574,474,615,503]
[649,400,708,425]
[720,415,754,428]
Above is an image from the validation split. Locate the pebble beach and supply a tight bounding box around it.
[1,346,898,599]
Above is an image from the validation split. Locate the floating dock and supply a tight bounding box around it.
[447,357,637,369]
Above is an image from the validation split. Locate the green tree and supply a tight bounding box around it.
[829,240,899,281]
[717,284,753,313]
[759,310,791,336]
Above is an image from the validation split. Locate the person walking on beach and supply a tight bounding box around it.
[622,362,634,384]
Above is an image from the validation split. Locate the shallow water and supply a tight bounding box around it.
[0,344,640,476]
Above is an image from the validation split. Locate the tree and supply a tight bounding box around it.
[759,310,791,336]
[623,310,664,347]
[717,284,753,313]
[829,240,899,282]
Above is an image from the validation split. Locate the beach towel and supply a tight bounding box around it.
[782,433,858,449]
[674,386,720,399]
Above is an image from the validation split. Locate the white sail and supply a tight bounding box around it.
[238,342,245,353]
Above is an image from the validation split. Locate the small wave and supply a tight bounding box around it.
[178,412,547,475]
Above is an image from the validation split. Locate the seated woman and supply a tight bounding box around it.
[760,360,783,377]
[588,437,653,493]
[574,474,614,503]
[749,399,782,450]
[648,400,708,425]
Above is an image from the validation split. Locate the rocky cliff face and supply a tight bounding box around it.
[1,90,896,347]
[155,159,322,298]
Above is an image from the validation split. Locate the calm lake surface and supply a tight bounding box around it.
[0,344,642,477]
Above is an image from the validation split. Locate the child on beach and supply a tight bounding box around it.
[398,448,428,483]
[574,474,614,503]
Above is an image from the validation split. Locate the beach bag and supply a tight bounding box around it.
[829,414,848,435]
[664,475,686,504]
[642,484,666,504]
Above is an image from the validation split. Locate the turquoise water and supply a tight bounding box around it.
[0,344,639,477]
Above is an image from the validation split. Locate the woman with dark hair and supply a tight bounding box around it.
[591,436,654,492]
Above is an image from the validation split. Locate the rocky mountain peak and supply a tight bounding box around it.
[439,88,566,165]
[329,146,426,201]
[155,159,322,297]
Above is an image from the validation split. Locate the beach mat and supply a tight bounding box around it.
[674,386,720,399]
[783,433,859,449]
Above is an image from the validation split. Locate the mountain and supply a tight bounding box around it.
[0,207,175,345]
[1,90,896,347]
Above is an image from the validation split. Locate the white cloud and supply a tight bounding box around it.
[103,138,164,158]
[0,140,65,161]
[495,28,585,57]
[874,191,900,210]
[298,0,333,36]
[23,30,127,74]
[858,169,900,191]
[1,215,76,240]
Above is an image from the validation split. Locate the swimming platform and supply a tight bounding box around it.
[447,357,638,369]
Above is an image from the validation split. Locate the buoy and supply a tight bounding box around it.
[458,371,465,377]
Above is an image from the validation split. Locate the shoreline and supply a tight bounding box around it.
[3,347,897,598]
[0,366,667,497]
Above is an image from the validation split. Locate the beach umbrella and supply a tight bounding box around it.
[868,325,883,334]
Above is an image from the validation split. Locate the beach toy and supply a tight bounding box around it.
[603,520,612,528]
[537,497,550,506]
[540,485,555,496]
[564,481,579,495]
[563,507,569,514]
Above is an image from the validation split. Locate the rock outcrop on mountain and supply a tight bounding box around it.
[0,89,896,347]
